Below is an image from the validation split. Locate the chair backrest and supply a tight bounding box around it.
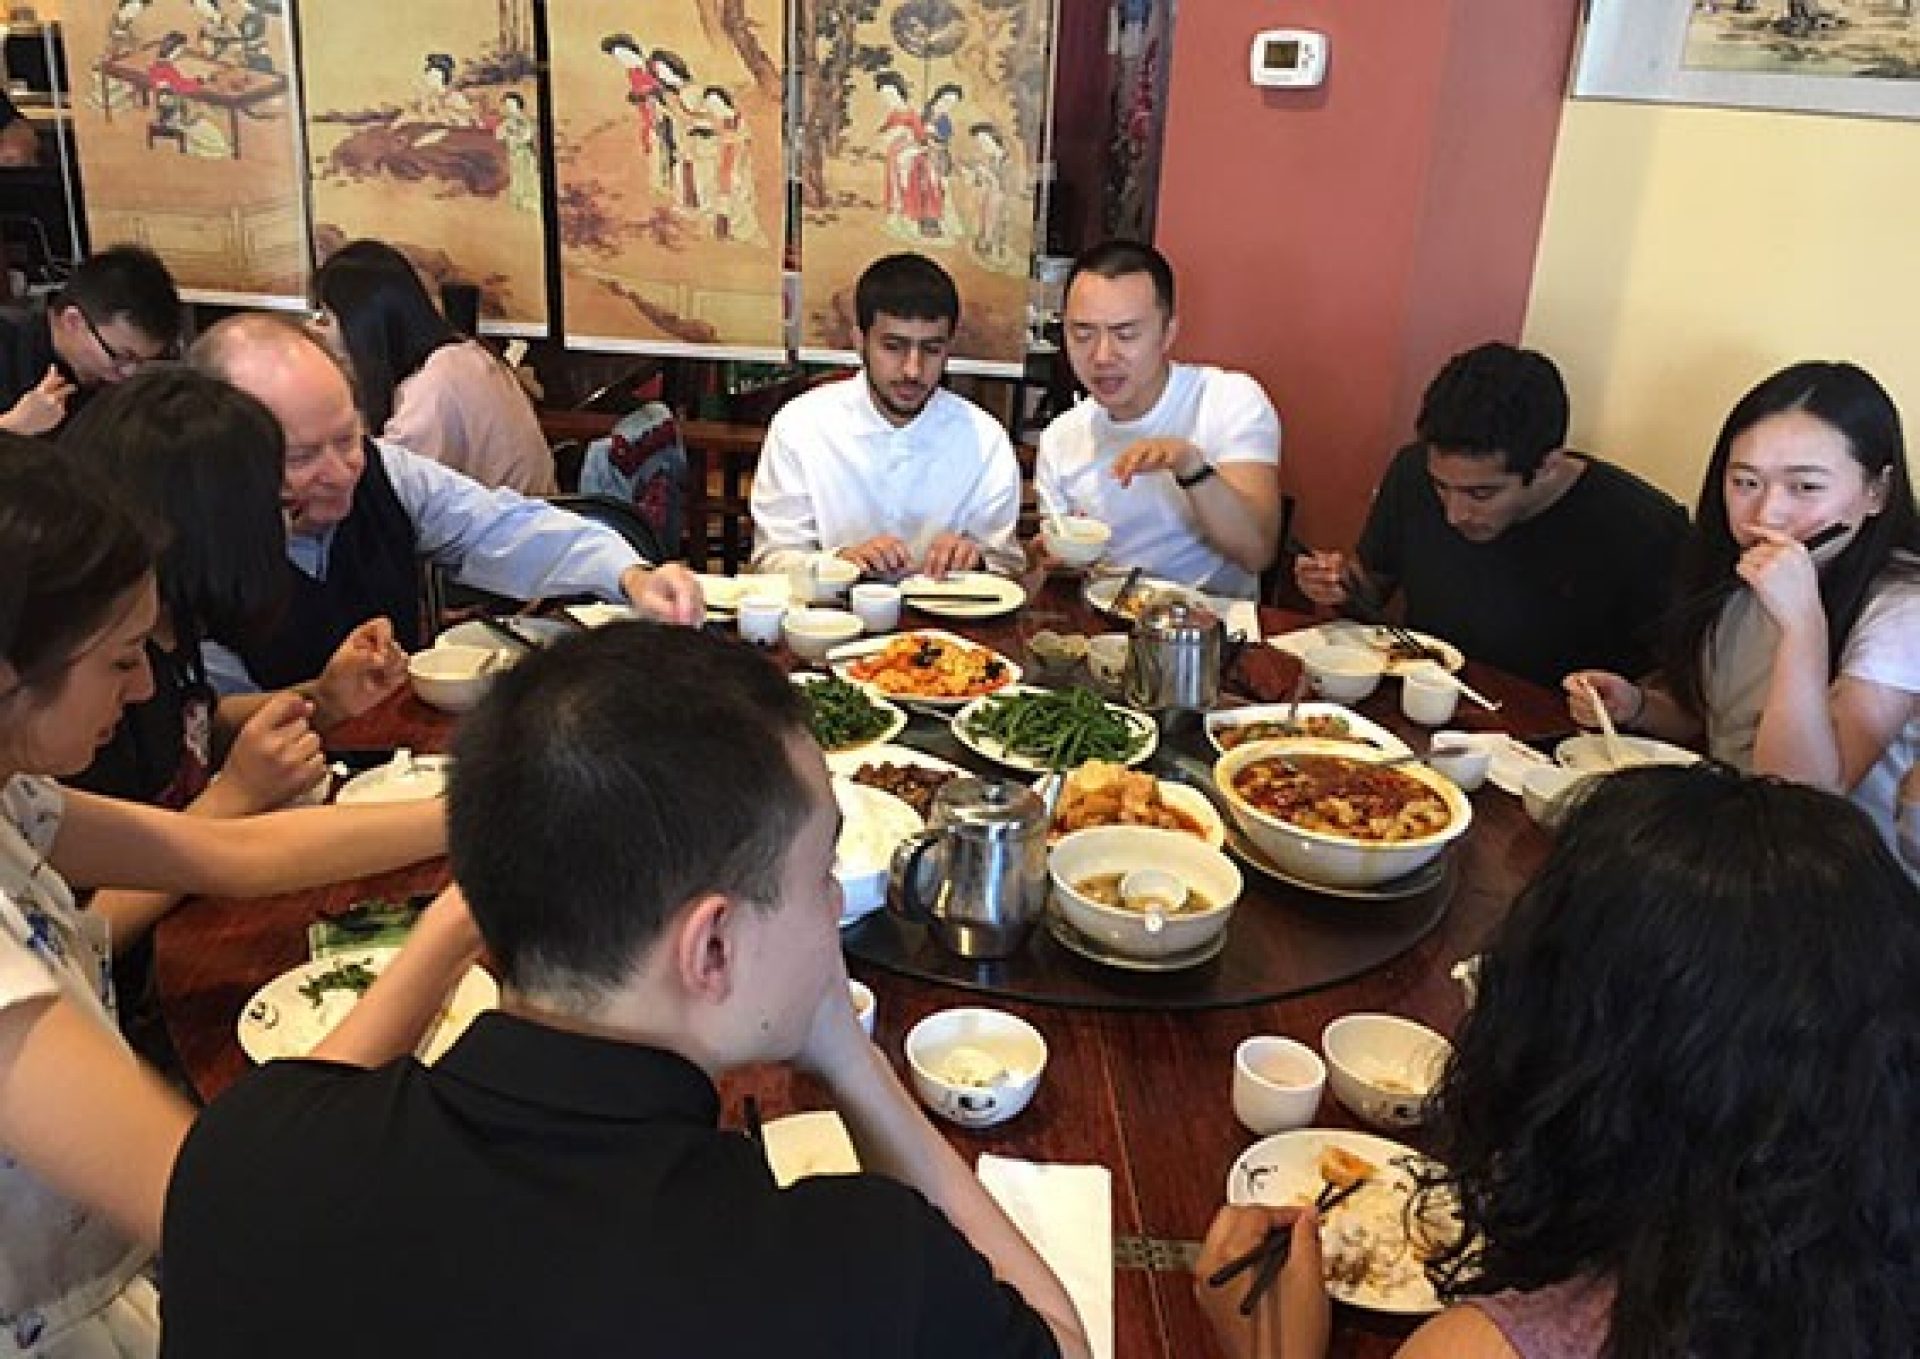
[545,493,670,565]
[578,403,686,559]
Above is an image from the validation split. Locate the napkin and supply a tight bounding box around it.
[1209,596,1263,642]
[977,1155,1114,1359]
[1487,734,1555,795]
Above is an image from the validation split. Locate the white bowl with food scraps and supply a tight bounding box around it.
[831,779,923,928]
[1084,633,1130,688]
[1040,515,1112,568]
[407,645,504,713]
[1213,737,1473,889]
[1048,825,1243,961]
[1301,643,1385,704]
[1322,1013,1453,1131]
[783,607,864,662]
[905,1007,1047,1129]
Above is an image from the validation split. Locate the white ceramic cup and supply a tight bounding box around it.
[849,980,877,1038]
[1232,1035,1327,1136]
[849,583,903,634]
[1426,732,1490,792]
[736,596,787,647]
[1400,666,1460,726]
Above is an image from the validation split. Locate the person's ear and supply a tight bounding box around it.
[1161,311,1179,354]
[668,892,739,1006]
[1864,465,1892,517]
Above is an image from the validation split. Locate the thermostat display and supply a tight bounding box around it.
[1250,29,1328,88]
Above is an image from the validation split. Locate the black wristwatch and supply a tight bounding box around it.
[1175,462,1217,489]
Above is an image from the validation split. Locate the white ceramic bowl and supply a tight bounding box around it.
[849,979,876,1038]
[1048,826,1243,960]
[1322,1013,1454,1131]
[795,554,862,603]
[1521,764,1596,831]
[407,645,499,713]
[1213,737,1473,889]
[1302,643,1385,703]
[1426,732,1492,792]
[905,1007,1047,1129]
[832,779,923,926]
[1040,515,1112,568]
[783,607,864,662]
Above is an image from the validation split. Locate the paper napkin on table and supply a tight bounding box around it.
[977,1155,1113,1359]
[1210,597,1262,642]
[1487,734,1556,795]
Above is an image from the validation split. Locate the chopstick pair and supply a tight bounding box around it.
[1206,1178,1366,1317]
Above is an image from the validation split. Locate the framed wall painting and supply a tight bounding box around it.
[66,0,311,305]
[547,0,788,359]
[795,0,1058,375]
[1575,0,1920,121]
[295,0,550,335]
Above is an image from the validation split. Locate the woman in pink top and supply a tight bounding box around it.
[312,240,555,495]
[1198,764,1917,1359]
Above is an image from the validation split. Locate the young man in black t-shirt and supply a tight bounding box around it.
[1295,343,1687,687]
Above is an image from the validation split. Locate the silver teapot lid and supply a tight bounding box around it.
[931,777,1047,839]
[1134,592,1221,639]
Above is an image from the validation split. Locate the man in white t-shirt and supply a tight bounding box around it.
[751,253,1023,578]
[1035,240,1283,598]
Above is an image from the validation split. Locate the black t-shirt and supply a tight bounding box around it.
[1355,444,1688,686]
[162,1014,1062,1359]
[68,641,214,809]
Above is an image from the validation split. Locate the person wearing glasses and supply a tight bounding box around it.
[0,245,182,438]
[1293,343,1686,688]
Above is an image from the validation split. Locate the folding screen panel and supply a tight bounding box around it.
[67,0,310,304]
[294,0,550,333]
[547,0,788,357]
[796,0,1056,373]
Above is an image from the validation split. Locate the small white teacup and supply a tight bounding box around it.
[736,596,786,647]
[849,583,902,634]
[1400,664,1459,726]
[1232,1035,1327,1136]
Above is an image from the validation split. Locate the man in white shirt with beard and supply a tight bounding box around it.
[751,253,1023,579]
[1036,240,1283,599]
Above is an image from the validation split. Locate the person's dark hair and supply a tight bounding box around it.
[1414,343,1570,482]
[312,239,460,433]
[1418,764,1919,1358]
[854,252,959,331]
[874,71,910,100]
[1664,360,1919,714]
[449,625,814,1006]
[599,31,640,58]
[1066,238,1176,318]
[648,49,690,84]
[156,30,189,60]
[0,435,160,691]
[927,82,962,107]
[55,244,182,349]
[60,369,287,660]
[423,52,455,82]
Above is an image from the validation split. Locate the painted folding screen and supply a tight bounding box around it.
[65,0,310,304]
[547,0,787,358]
[797,0,1056,373]
[294,0,550,335]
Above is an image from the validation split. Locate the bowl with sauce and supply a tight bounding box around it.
[1047,825,1243,961]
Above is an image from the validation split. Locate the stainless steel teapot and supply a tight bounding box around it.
[1123,592,1225,713]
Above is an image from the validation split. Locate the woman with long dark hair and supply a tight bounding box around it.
[311,240,554,493]
[1568,361,1919,849]
[1198,765,1918,1359]
[0,437,457,1356]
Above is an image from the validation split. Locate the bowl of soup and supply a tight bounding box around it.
[1048,826,1243,961]
[1213,738,1472,888]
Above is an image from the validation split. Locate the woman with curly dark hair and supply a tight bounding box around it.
[1197,763,1918,1359]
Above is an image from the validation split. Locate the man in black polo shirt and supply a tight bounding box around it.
[161,626,1090,1359]
[0,244,180,437]
[1294,342,1687,687]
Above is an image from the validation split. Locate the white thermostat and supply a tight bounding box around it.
[1249,29,1328,89]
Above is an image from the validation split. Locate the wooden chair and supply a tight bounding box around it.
[681,420,764,574]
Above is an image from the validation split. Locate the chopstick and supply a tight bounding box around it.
[1575,675,1630,769]
[1669,521,1850,618]
[478,616,539,651]
[743,1094,763,1146]
[1111,565,1145,618]
[1207,1177,1369,1315]
[903,592,1006,605]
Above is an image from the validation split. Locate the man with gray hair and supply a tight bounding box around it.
[189,314,703,692]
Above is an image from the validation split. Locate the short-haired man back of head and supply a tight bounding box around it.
[160,625,1091,1359]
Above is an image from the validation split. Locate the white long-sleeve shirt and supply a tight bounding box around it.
[750,377,1023,576]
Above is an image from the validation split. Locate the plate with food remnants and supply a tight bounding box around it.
[1043,760,1224,847]
[1227,1130,1451,1315]
[238,948,497,1065]
[1267,624,1465,677]
[826,743,968,820]
[1204,702,1411,758]
[1082,572,1204,624]
[831,630,1020,707]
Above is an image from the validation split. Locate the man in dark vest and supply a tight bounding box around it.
[0,244,181,438]
[188,314,703,694]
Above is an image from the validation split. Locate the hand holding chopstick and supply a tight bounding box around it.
[1195,1203,1332,1354]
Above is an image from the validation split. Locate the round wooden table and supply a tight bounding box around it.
[155,578,1564,1359]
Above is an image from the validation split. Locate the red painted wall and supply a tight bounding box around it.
[1154,1,1579,549]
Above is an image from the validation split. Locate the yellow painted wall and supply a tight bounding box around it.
[1523,100,1920,506]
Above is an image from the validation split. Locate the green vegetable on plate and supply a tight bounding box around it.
[802,676,893,751]
[962,687,1148,770]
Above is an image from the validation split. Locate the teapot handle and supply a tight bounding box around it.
[888,829,945,924]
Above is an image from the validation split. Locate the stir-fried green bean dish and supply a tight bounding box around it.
[962,687,1149,769]
[802,676,894,750]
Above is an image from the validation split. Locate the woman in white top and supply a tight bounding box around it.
[312,240,555,494]
[0,440,467,1356]
[1568,361,1920,851]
